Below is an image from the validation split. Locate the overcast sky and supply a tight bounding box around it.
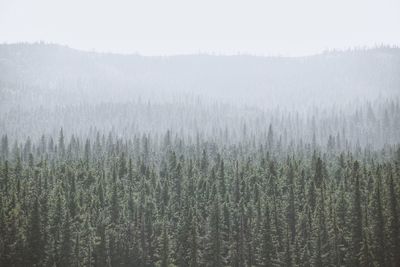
[0,0,399,56]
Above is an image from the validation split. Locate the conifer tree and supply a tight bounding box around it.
[160,222,169,267]
[27,196,43,266]
[60,212,72,267]
[260,202,274,267]
[206,194,224,267]
[351,161,363,267]
[371,167,387,266]
[387,171,400,266]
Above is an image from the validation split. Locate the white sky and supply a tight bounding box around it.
[0,0,399,56]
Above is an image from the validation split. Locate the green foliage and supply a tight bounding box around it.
[0,132,399,266]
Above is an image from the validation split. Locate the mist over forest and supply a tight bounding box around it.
[1,43,399,141]
[1,42,400,267]
[1,43,399,107]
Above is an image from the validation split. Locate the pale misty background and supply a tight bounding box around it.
[1,0,400,56]
[0,0,399,145]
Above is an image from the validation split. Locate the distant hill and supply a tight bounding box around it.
[0,43,399,110]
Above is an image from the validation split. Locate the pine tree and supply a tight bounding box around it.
[60,211,72,267]
[206,194,224,267]
[68,173,78,220]
[58,128,65,159]
[109,229,121,267]
[110,182,119,225]
[260,202,274,266]
[94,224,107,267]
[50,191,63,266]
[189,210,199,267]
[387,171,400,266]
[336,183,348,266]
[285,227,293,267]
[267,124,274,150]
[2,160,9,194]
[160,222,169,267]
[287,162,296,242]
[26,196,43,266]
[351,161,363,267]
[1,134,9,160]
[371,166,387,266]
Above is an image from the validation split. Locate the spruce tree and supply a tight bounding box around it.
[351,161,363,267]
[26,196,43,266]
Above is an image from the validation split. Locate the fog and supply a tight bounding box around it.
[1,0,400,56]
[0,42,399,150]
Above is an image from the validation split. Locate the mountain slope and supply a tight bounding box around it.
[0,43,399,110]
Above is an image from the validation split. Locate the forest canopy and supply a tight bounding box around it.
[0,44,400,266]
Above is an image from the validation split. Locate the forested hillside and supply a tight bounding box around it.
[1,43,400,109]
[0,44,400,266]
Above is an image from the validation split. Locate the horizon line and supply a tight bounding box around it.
[1,41,399,58]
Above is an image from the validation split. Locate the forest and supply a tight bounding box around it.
[0,44,400,266]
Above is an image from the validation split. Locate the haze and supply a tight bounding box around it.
[1,0,400,56]
[1,2,400,267]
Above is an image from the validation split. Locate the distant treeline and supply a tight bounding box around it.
[1,43,400,108]
[1,98,400,150]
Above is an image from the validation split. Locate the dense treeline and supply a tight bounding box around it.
[1,129,399,266]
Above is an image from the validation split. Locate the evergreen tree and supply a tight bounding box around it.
[260,202,274,266]
[160,222,169,267]
[26,196,43,266]
[206,194,224,267]
[371,167,387,266]
[387,171,400,266]
[287,162,296,242]
[60,211,72,267]
[351,161,363,267]
[58,128,65,159]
